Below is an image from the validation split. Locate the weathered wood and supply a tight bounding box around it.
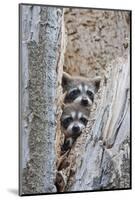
[20,5,64,194]
[65,57,130,191]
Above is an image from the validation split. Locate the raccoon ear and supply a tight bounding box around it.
[62,72,72,90]
[92,76,101,93]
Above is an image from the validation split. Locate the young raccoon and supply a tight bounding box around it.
[62,72,101,107]
[60,103,89,152]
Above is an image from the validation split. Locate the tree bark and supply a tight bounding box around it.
[19,5,64,195]
[64,9,130,78]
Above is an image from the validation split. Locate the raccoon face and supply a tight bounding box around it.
[61,103,89,138]
[62,72,101,107]
[65,84,94,107]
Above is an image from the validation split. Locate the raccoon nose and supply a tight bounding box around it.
[81,98,88,106]
[72,125,80,133]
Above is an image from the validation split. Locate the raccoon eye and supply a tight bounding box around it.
[80,117,88,125]
[87,90,94,102]
[62,117,73,129]
[69,89,80,98]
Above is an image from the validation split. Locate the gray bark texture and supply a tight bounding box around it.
[20,5,64,194]
[20,5,131,195]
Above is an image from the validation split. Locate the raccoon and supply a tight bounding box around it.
[62,72,101,107]
[60,103,89,152]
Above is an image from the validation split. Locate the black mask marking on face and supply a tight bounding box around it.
[87,90,94,102]
[65,89,80,102]
[80,117,88,126]
[62,117,73,129]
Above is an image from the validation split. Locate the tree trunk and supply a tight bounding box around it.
[19,5,64,195]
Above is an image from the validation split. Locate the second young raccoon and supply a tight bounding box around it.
[62,72,101,107]
[61,103,89,152]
